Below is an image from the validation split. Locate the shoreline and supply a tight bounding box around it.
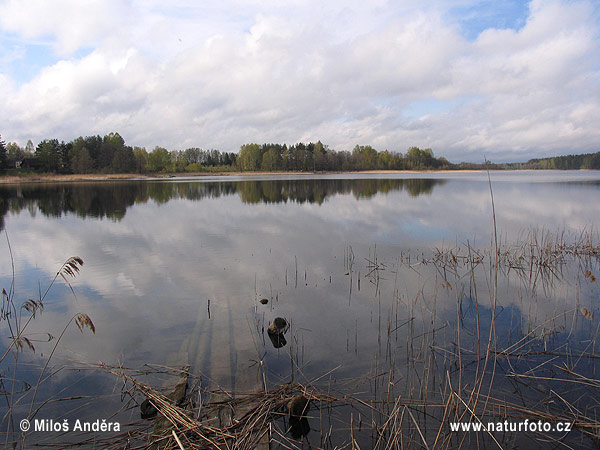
[0,170,478,184]
[0,168,592,184]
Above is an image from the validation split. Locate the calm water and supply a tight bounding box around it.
[1,171,599,447]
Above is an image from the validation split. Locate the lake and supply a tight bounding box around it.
[1,170,599,448]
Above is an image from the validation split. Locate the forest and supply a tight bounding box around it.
[0,132,451,174]
[0,132,598,174]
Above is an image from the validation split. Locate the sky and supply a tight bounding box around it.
[0,0,599,163]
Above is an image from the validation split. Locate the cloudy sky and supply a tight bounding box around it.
[0,0,599,162]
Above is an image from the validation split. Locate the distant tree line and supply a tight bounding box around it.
[0,132,238,174]
[450,152,600,170]
[237,142,453,171]
[501,152,600,170]
[0,132,452,174]
[1,132,598,174]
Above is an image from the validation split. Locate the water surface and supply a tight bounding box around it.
[1,171,599,447]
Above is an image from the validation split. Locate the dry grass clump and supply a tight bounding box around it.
[90,363,340,450]
[78,353,600,450]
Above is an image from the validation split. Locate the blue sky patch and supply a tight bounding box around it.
[449,0,530,40]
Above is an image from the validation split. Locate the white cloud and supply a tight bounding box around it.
[0,0,130,54]
[0,0,598,160]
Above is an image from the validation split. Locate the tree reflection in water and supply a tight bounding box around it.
[0,178,445,228]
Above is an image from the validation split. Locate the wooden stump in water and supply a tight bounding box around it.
[148,365,191,450]
[267,317,289,348]
[267,317,288,334]
[287,394,309,418]
[287,395,310,439]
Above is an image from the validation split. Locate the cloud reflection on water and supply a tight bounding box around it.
[0,173,599,393]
